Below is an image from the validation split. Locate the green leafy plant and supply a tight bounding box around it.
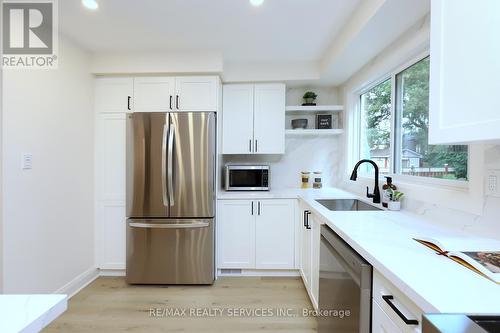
[303,91,318,100]
[390,190,404,202]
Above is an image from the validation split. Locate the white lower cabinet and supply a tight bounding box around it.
[217,200,256,268]
[298,202,321,309]
[372,270,423,333]
[255,200,295,269]
[217,199,296,270]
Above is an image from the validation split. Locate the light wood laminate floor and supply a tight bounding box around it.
[44,277,317,333]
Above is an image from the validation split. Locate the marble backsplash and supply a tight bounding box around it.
[222,135,342,190]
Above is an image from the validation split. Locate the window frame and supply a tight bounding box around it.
[355,52,469,190]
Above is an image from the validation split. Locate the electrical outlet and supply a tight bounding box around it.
[22,153,32,170]
[486,169,500,197]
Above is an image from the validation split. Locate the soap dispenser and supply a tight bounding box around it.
[382,177,396,208]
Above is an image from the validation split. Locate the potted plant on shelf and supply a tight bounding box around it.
[302,91,318,106]
[387,190,404,211]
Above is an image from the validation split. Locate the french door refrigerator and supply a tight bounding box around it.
[126,112,216,284]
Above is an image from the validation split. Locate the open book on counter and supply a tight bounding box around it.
[414,236,500,284]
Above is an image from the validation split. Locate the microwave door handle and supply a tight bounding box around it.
[161,124,168,206]
[167,123,175,206]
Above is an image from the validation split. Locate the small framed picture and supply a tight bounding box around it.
[316,114,332,129]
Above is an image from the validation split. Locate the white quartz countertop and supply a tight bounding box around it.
[217,187,358,200]
[0,295,67,333]
[298,191,500,314]
[218,187,500,313]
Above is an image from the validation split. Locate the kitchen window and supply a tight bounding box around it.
[358,56,469,182]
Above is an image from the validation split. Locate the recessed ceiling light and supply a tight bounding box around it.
[82,0,99,10]
[250,0,264,7]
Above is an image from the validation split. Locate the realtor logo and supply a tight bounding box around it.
[2,0,58,68]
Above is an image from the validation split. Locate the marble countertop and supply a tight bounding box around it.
[298,191,500,314]
[217,187,500,313]
[217,187,360,200]
[0,294,67,333]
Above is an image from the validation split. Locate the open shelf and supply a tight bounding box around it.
[285,129,344,136]
[285,105,344,112]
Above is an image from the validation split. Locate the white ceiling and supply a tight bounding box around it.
[60,0,360,62]
[59,0,430,85]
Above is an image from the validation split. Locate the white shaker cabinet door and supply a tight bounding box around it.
[222,84,255,154]
[429,0,500,143]
[133,77,175,112]
[255,199,295,269]
[253,83,286,154]
[95,77,133,113]
[95,113,126,269]
[174,76,217,111]
[217,200,256,269]
[299,204,312,292]
[310,214,321,310]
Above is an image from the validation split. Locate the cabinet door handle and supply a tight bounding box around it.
[255,139,258,153]
[169,95,173,110]
[382,295,419,326]
[251,201,254,215]
[249,139,252,152]
[304,210,311,229]
[127,96,131,111]
[176,95,180,109]
[258,201,261,215]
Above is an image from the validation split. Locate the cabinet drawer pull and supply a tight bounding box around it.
[382,295,419,326]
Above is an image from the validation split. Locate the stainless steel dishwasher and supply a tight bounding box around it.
[319,225,372,333]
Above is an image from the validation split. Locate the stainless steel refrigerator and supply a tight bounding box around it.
[125,112,216,284]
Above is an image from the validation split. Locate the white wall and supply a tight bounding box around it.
[2,36,96,293]
[91,51,223,75]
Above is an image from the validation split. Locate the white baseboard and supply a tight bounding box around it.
[54,267,99,299]
[217,269,300,277]
[99,268,126,277]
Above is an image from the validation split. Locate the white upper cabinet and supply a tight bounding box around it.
[429,0,500,143]
[253,84,286,154]
[134,77,175,112]
[222,84,255,154]
[174,76,218,111]
[132,76,219,112]
[95,77,133,113]
[222,83,285,154]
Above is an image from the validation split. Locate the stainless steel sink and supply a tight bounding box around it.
[315,199,382,211]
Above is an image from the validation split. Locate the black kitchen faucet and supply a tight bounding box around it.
[350,159,381,204]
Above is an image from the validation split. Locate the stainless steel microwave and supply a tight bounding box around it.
[224,165,270,191]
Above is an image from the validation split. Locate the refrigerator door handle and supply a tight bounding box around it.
[129,222,209,229]
[167,123,175,206]
[161,123,168,207]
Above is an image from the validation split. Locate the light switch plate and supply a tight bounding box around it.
[486,169,500,197]
[22,153,32,170]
